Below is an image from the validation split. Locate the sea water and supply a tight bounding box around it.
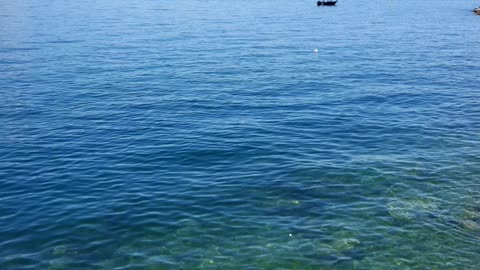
[1,0,480,269]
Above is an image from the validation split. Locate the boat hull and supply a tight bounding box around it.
[317,1,337,6]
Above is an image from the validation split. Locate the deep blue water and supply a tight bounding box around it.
[1,0,480,269]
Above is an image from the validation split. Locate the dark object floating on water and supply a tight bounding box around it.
[474,7,480,15]
[317,0,337,6]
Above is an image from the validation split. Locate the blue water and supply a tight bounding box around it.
[1,0,480,269]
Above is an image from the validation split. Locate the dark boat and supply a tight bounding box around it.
[317,0,337,6]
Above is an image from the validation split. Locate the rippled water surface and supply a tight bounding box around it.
[1,0,480,269]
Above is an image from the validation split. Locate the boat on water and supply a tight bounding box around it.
[317,0,337,6]
[474,7,480,15]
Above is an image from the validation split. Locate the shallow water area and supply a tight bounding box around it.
[1,0,480,269]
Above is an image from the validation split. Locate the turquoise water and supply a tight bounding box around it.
[1,0,480,269]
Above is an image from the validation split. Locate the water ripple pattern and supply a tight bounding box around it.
[1,0,480,269]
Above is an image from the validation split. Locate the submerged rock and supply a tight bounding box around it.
[463,209,480,220]
[387,198,438,221]
[462,220,480,231]
[332,238,361,252]
[48,258,69,270]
